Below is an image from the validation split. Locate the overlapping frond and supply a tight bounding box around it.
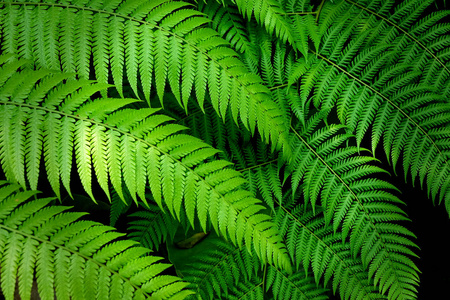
[166,96,413,300]
[334,0,450,99]
[231,0,296,46]
[275,201,386,300]
[0,55,292,273]
[239,25,421,298]
[0,181,193,300]
[291,4,450,213]
[280,0,321,60]
[265,266,329,300]
[0,0,290,152]
[128,200,181,251]
[198,0,254,55]
[195,19,422,297]
[209,0,324,65]
[169,233,328,300]
[171,233,260,299]
[1,1,448,299]
[176,104,283,211]
[287,115,420,299]
[109,187,132,227]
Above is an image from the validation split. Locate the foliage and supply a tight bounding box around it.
[0,0,449,299]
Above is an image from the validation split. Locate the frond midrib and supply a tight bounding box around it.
[237,159,277,173]
[269,83,289,91]
[0,223,150,298]
[238,281,263,300]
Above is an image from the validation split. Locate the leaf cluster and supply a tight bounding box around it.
[0,0,449,299]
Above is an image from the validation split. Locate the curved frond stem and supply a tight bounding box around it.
[291,125,367,217]
[269,83,289,91]
[239,281,263,299]
[236,159,277,173]
[315,0,326,22]
[344,0,450,76]
[282,12,317,16]
[261,261,268,295]
[172,103,214,125]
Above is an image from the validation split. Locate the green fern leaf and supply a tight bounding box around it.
[110,187,133,227]
[338,0,450,98]
[275,200,387,300]
[232,0,296,46]
[0,181,193,300]
[128,202,180,251]
[168,231,328,300]
[0,0,290,153]
[287,117,420,299]
[239,25,419,297]
[0,55,292,274]
[198,0,254,55]
[177,105,282,211]
[298,4,450,214]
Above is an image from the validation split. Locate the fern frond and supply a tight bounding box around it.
[0,55,292,273]
[198,0,253,55]
[338,0,450,98]
[222,278,265,300]
[110,187,133,227]
[0,0,290,153]
[128,201,180,251]
[287,119,420,299]
[168,232,328,300]
[176,104,283,211]
[297,9,450,214]
[275,201,386,300]
[231,0,296,46]
[282,0,321,60]
[170,232,260,299]
[0,181,193,300]
[231,26,423,298]
[265,266,329,300]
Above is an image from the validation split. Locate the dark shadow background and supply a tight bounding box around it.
[394,178,450,299]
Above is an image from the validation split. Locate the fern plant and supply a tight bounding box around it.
[0,0,449,299]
